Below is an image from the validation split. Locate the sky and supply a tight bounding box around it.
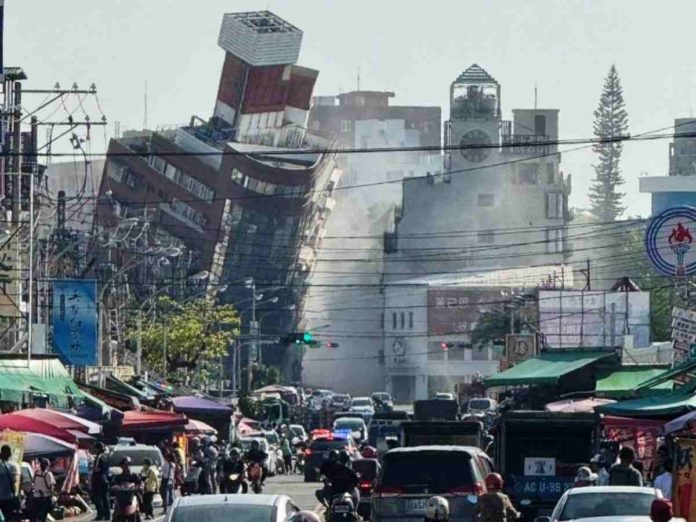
[7,0,696,217]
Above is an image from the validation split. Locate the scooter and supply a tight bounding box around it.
[221,473,245,494]
[110,483,141,522]
[248,463,264,494]
[329,492,359,522]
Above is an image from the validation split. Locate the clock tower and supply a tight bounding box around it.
[445,64,501,171]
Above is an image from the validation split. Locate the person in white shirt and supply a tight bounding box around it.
[31,458,56,522]
[653,451,673,500]
[590,453,610,486]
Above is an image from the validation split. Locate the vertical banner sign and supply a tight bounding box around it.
[675,438,696,520]
[0,430,24,493]
[52,279,98,366]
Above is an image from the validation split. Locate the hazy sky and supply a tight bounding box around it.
[7,0,696,217]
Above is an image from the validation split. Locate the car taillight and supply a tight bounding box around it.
[359,481,373,490]
[304,449,313,456]
[374,484,403,496]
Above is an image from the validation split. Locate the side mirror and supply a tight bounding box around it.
[534,517,552,522]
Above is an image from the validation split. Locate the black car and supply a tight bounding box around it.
[303,436,357,482]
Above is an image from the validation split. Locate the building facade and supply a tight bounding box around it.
[96,11,341,376]
[640,118,696,214]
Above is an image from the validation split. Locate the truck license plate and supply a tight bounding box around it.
[408,499,428,513]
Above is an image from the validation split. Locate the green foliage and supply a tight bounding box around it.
[470,308,521,349]
[129,296,240,376]
[238,396,263,419]
[251,364,281,390]
[588,65,629,222]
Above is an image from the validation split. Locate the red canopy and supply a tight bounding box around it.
[0,415,78,443]
[121,410,187,432]
[11,409,99,434]
[601,415,665,428]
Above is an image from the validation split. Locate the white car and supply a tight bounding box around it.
[537,486,666,522]
[349,397,375,419]
[165,494,300,522]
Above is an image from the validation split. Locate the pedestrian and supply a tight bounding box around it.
[281,436,293,474]
[650,499,673,522]
[609,447,643,486]
[30,458,55,522]
[477,473,520,522]
[573,466,598,488]
[653,452,673,500]
[140,458,158,520]
[590,453,609,486]
[0,445,19,522]
[91,442,110,521]
[160,451,175,515]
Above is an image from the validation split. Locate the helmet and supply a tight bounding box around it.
[574,466,597,485]
[230,448,241,457]
[289,511,321,522]
[362,446,378,459]
[338,450,350,464]
[484,473,504,491]
[120,457,132,467]
[650,499,673,522]
[251,439,260,448]
[425,496,449,521]
[327,450,339,462]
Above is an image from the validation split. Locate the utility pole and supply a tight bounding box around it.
[163,319,168,379]
[610,302,617,348]
[136,312,142,375]
[244,277,257,395]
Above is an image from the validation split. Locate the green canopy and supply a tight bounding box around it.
[484,350,613,387]
[595,366,672,398]
[595,389,696,418]
[0,357,85,408]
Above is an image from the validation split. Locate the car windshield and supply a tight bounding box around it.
[560,492,656,520]
[289,426,306,437]
[382,451,473,493]
[372,393,390,401]
[469,399,493,410]
[240,439,268,452]
[334,419,364,429]
[171,504,274,522]
[110,448,162,467]
[352,399,371,407]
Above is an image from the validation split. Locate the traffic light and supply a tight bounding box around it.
[281,332,320,347]
[440,342,454,351]
[325,342,339,349]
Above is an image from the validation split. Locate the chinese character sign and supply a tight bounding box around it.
[674,438,696,520]
[52,279,98,366]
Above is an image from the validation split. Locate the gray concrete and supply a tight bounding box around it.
[264,473,324,512]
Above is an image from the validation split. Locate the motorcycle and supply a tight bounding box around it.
[330,492,359,522]
[110,484,141,522]
[220,473,245,494]
[248,463,264,494]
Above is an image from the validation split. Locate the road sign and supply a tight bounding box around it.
[671,307,696,364]
[645,206,696,277]
[505,334,537,366]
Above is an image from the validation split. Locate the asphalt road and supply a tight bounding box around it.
[264,472,323,512]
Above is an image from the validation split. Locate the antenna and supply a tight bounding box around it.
[534,83,538,111]
[357,67,361,92]
[144,79,148,130]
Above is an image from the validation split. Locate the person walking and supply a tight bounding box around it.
[30,458,55,522]
[280,436,293,474]
[609,447,643,487]
[0,446,19,522]
[91,442,110,521]
[160,452,175,515]
[141,458,158,520]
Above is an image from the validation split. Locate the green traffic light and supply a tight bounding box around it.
[303,332,313,343]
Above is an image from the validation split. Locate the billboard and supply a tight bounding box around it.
[427,288,501,336]
[52,279,98,366]
[538,290,650,349]
[505,334,537,366]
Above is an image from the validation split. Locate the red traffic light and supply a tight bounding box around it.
[440,342,454,350]
[325,342,340,349]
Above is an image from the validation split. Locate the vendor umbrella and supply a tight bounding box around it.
[11,408,101,435]
[545,397,616,413]
[23,432,75,459]
[663,410,696,435]
[185,419,217,436]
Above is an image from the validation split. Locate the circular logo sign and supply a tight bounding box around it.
[645,206,696,276]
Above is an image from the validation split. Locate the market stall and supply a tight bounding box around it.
[119,410,187,443]
[171,395,233,435]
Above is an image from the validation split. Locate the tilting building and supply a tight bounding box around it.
[96,11,341,375]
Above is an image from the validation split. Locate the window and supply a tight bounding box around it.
[341,120,352,133]
[149,155,167,174]
[231,168,246,186]
[355,96,365,107]
[478,194,494,207]
[546,163,555,184]
[518,163,539,184]
[392,312,397,330]
[171,198,207,227]
[422,121,431,133]
[400,312,405,330]
[408,312,414,329]
[534,114,546,136]
[546,227,564,253]
[478,231,495,244]
[547,192,563,219]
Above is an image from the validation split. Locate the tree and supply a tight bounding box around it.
[470,308,521,349]
[588,65,629,222]
[129,296,240,379]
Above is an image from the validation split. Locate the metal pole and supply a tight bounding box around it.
[136,312,142,375]
[163,320,168,379]
[610,302,616,348]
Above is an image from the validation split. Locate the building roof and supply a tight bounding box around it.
[484,350,614,387]
[453,64,498,85]
[386,264,571,288]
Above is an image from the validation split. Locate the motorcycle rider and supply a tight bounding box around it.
[219,448,247,494]
[111,458,143,522]
[244,440,269,486]
[317,450,360,509]
[477,473,520,522]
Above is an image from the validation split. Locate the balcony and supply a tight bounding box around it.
[501,133,553,155]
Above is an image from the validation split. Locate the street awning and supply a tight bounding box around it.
[0,416,78,443]
[185,419,217,435]
[595,390,696,418]
[545,397,615,413]
[171,396,233,415]
[595,366,673,398]
[23,433,76,459]
[484,351,613,387]
[121,410,188,433]
[663,410,696,435]
[0,357,86,408]
[11,409,102,435]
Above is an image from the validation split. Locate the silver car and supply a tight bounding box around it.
[165,494,300,522]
